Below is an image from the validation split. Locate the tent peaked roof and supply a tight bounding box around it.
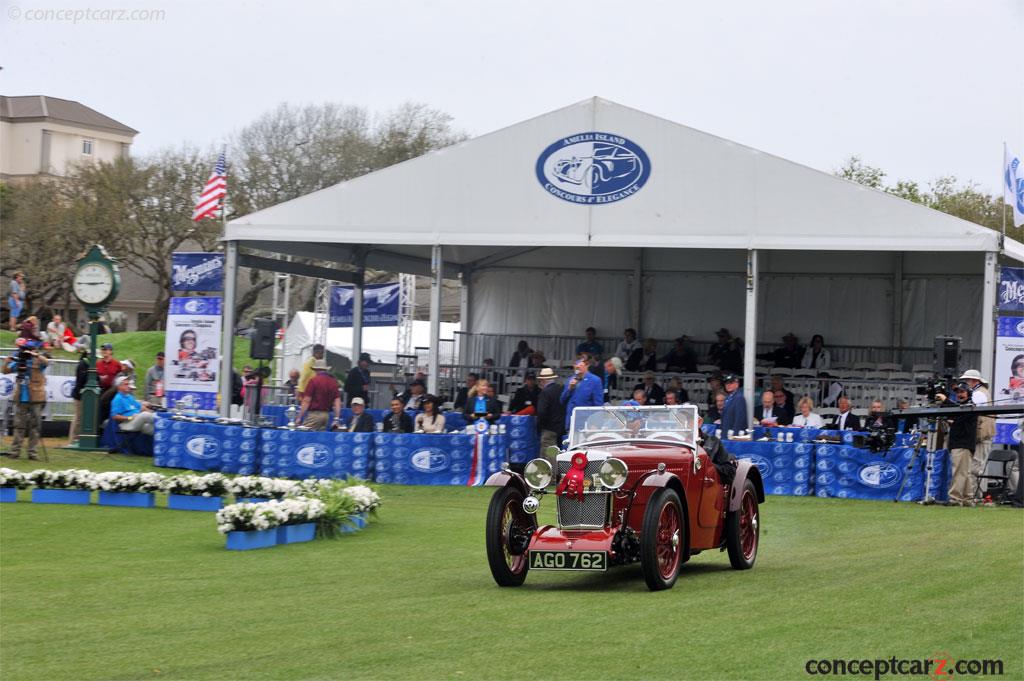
[227,96,1000,253]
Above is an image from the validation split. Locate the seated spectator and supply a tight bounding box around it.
[415,395,446,433]
[453,373,478,410]
[707,391,726,424]
[615,328,640,362]
[45,315,77,352]
[829,396,861,430]
[801,334,831,372]
[792,397,825,428]
[464,378,501,423]
[343,397,375,432]
[510,373,541,414]
[661,336,697,373]
[481,358,505,395]
[772,388,795,426]
[631,387,648,406]
[602,357,622,404]
[400,380,426,411]
[664,389,681,406]
[758,333,805,369]
[576,326,604,362]
[635,370,665,405]
[528,351,546,368]
[508,340,533,371]
[665,376,689,403]
[706,373,723,411]
[863,399,893,430]
[770,375,795,406]
[383,398,414,433]
[754,390,780,426]
[893,399,917,433]
[626,338,658,372]
[110,377,156,436]
[708,328,743,373]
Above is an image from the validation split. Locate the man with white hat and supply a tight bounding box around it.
[958,369,994,497]
[535,367,564,462]
[297,358,341,431]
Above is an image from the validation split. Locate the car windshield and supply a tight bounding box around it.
[567,405,698,450]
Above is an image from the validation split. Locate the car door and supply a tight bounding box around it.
[696,452,724,528]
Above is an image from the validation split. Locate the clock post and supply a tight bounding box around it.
[68,245,121,451]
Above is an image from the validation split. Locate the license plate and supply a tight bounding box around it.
[529,550,607,571]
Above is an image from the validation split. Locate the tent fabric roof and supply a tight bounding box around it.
[227,97,1001,254]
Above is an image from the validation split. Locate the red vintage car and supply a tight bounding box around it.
[485,405,764,590]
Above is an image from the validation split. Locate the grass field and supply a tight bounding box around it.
[1,449,1022,681]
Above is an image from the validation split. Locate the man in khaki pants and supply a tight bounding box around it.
[942,383,978,506]
[957,370,994,498]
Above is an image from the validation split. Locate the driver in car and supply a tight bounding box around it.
[698,414,737,485]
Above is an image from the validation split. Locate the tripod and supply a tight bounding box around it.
[894,417,939,504]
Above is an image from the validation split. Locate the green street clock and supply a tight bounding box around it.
[72,245,121,314]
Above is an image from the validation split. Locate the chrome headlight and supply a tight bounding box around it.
[597,458,628,490]
[523,458,553,490]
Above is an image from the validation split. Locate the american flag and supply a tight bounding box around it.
[192,151,227,221]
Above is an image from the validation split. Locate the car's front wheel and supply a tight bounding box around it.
[725,479,760,569]
[485,485,536,587]
[640,487,685,591]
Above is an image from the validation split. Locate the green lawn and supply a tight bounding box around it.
[1,451,1022,681]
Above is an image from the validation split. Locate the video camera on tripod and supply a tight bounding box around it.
[852,426,896,453]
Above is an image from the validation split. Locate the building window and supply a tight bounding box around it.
[82,139,94,155]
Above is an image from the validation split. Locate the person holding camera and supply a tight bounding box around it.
[3,324,50,459]
[937,382,978,507]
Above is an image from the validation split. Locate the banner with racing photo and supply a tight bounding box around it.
[171,252,225,292]
[994,315,1024,445]
[329,282,400,327]
[164,296,223,412]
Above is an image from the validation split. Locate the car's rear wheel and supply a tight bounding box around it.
[725,479,760,569]
[640,487,685,591]
[485,485,536,587]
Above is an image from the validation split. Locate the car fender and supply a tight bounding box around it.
[484,470,529,496]
[729,460,766,512]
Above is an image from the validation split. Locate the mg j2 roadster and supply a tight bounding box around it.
[485,405,764,591]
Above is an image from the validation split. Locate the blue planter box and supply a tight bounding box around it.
[236,496,271,504]
[339,518,362,533]
[32,488,91,505]
[353,512,369,529]
[225,528,277,551]
[1,487,17,503]
[276,522,316,545]
[98,491,156,508]
[167,494,224,512]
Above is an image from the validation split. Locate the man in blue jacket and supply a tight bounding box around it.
[561,354,603,430]
[719,374,748,436]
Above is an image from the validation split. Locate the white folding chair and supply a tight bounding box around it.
[853,362,876,372]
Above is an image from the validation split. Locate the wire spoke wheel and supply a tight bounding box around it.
[486,486,536,587]
[726,478,760,570]
[641,487,685,591]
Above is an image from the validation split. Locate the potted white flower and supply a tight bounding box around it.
[28,469,96,505]
[0,467,30,503]
[94,472,164,508]
[163,473,229,512]
[216,497,325,550]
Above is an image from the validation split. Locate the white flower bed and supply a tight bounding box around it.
[162,473,230,497]
[226,475,302,499]
[341,485,381,513]
[0,467,30,489]
[93,471,165,493]
[27,469,97,490]
[216,497,326,534]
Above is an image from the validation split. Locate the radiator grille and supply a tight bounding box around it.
[556,459,611,529]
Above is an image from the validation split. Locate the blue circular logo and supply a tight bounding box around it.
[185,436,219,459]
[536,132,650,205]
[0,376,13,398]
[744,454,772,477]
[295,444,332,468]
[857,463,901,489]
[410,448,450,473]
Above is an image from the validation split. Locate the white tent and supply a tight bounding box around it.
[219,96,1022,415]
[281,312,460,375]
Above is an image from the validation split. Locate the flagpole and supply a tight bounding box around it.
[1003,143,1008,239]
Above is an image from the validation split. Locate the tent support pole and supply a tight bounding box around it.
[428,244,442,395]
[352,267,364,366]
[459,271,471,365]
[892,252,903,365]
[981,251,997,383]
[219,240,238,418]
[632,249,643,335]
[743,249,758,419]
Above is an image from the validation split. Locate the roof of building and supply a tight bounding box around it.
[0,95,138,135]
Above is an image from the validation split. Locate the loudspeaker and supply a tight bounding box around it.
[933,335,961,377]
[250,318,276,360]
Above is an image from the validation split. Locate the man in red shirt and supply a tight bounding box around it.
[297,358,342,431]
[95,343,122,391]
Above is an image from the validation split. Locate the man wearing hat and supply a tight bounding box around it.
[510,372,540,414]
[758,333,805,369]
[111,376,156,436]
[344,352,372,407]
[959,369,994,497]
[297,343,326,401]
[344,397,375,432]
[719,374,748,436]
[95,342,122,392]
[3,324,49,459]
[535,367,565,461]
[145,351,165,407]
[297,358,341,431]
[708,328,743,374]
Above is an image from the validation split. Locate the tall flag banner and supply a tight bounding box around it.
[171,252,225,291]
[1005,145,1024,228]
[329,283,401,327]
[192,151,227,222]
[995,266,1024,445]
[164,296,223,412]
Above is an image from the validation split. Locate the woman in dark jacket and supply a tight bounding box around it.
[464,378,502,423]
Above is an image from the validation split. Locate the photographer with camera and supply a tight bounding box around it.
[3,322,50,459]
[936,382,978,507]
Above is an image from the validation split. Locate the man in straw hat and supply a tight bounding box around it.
[958,369,994,498]
[535,367,564,462]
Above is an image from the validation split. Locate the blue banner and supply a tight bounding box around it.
[153,418,259,474]
[329,283,401,327]
[171,252,225,292]
[727,440,814,496]
[999,266,1024,313]
[814,445,948,502]
[164,296,222,413]
[259,430,372,480]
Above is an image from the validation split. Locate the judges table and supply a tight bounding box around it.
[703,425,948,502]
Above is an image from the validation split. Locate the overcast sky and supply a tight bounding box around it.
[2,0,1021,193]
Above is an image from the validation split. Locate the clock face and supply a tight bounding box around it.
[73,263,114,305]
